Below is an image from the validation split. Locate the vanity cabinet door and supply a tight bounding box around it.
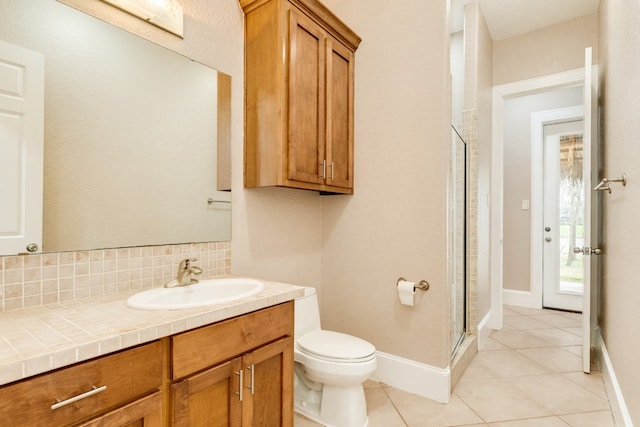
[76,391,162,427]
[171,357,243,427]
[241,337,294,427]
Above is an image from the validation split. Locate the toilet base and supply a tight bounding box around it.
[294,366,368,427]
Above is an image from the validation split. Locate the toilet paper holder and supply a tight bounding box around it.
[397,277,430,292]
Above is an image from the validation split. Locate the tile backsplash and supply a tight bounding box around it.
[0,242,231,312]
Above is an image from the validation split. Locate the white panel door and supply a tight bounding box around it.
[0,40,44,255]
[580,47,599,374]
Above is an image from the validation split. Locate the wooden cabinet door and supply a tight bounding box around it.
[241,337,294,427]
[325,37,355,191]
[171,357,242,427]
[76,391,162,427]
[288,7,326,186]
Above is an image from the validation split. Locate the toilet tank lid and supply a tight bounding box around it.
[297,330,376,360]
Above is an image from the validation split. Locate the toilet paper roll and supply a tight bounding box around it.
[397,279,416,306]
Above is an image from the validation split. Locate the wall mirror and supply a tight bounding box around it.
[0,0,231,254]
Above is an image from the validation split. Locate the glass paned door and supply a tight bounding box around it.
[558,133,585,295]
[543,123,584,312]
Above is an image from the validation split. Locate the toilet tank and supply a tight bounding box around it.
[294,286,321,340]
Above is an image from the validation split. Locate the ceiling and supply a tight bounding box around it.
[451,0,600,40]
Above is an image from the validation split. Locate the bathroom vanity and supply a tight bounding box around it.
[0,280,302,426]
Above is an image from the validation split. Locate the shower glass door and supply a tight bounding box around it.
[450,125,467,357]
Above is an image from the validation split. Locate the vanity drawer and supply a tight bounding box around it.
[0,341,162,427]
[172,301,294,379]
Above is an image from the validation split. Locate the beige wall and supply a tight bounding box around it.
[320,0,451,367]
[494,13,598,86]
[598,0,640,422]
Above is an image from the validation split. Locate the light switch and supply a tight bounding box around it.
[521,199,530,210]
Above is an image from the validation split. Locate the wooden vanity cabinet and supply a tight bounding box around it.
[0,341,163,427]
[0,302,294,427]
[241,0,361,194]
[170,301,294,426]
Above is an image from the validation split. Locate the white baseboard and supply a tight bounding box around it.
[371,351,450,404]
[595,330,634,427]
[503,289,534,308]
[477,311,492,350]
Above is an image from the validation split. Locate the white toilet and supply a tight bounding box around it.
[294,286,377,427]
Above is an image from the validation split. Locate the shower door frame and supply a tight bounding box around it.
[451,125,467,358]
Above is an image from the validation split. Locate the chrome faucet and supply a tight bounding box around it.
[168,258,202,288]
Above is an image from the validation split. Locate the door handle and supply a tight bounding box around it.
[545,237,552,242]
[544,227,551,232]
[573,246,603,255]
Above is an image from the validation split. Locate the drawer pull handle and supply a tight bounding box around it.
[51,385,107,410]
[235,370,243,401]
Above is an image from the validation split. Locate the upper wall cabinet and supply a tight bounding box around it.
[240,0,361,194]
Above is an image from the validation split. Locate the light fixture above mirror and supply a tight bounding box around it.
[100,0,184,37]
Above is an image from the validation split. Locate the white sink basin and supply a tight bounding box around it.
[127,278,264,310]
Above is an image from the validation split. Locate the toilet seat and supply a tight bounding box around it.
[297,330,376,363]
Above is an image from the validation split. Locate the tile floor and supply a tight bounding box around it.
[295,305,614,427]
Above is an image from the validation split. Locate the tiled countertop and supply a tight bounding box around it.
[0,277,303,386]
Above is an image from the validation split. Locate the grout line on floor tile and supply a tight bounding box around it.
[379,385,409,427]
